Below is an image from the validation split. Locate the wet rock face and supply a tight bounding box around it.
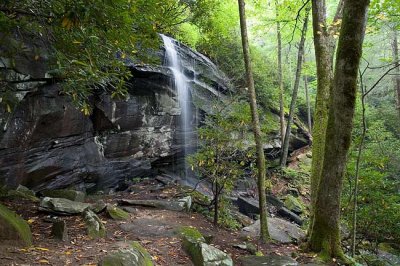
[0,37,230,191]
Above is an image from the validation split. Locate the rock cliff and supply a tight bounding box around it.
[0,36,310,191]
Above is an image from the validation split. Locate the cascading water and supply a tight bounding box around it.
[161,34,192,178]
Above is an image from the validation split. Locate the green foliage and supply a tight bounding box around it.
[0,0,217,111]
[214,198,241,230]
[343,101,400,244]
[188,100,256,226]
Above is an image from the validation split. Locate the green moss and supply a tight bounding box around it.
[179,226,205,242]
[41,189,85,202]
[255,251,264,256]
[284,195,305,214]
[179,226,206,266]
[131,241,154,266]
[100,242,154,266]
[106,205,129,220]
[6,190,39,202]
[0,203,32,246]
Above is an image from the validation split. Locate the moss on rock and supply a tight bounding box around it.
[0,203,32,246]
[99,241,153,266]
[41,189,85,202]
[106,204,130,220]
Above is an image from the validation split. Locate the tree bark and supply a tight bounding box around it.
[392,29,400,118]
[238,0,270,242]
[308,0,344,236]
[276,0,286,147]
[352,71,367,257]
[304,59,312,133]
[214,182,219,226]
[308,0,369,259]
[280,5,310,167]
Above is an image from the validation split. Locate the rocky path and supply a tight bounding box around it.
[0,179,324,266]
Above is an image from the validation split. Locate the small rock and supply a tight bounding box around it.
[39,197,91,215]
[239,254,298,266]
[177,196,192,211]
[231,210,254,227]
[199,243,233,266]
[0,203,32,246]
[233,242,257,255]
[82,209,106,239]
[99,241,154,266]
[51,220,68,241]
[91,200,107,213]
[106,204,130,220]
[180,226,233,266]
[41,189,85,202]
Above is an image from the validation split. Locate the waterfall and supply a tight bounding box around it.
[161,34,192,177]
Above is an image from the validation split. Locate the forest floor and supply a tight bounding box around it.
[0,148,333,266]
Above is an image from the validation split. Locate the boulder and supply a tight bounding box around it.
[119,198,190,212]
[233,242,257,255]
[51,219,68,241]
[237,197,259,217]
[180,226,233,266]
[4,186,39,202]
[178,196,192,211]
[239,254,298,266]
[284,195,305,215]
[277,207,303,225]
[99,241,153,266]
[91,199,107,213]
[242,217,305,244]
[0,203,32,246]
[82,209,106,239]
[106,204,130,220]
[40,189,85,202]
[231,210,254,227]
[237,196,303,225]
[39,197,91,215]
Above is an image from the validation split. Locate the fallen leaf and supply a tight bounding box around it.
[35,247,49,251]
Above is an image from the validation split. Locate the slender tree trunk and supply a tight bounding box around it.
[392,29,400,118]
[304,59,312,133]
[352,71,367,257]
[276,0,286,146]
[238,0,270,242]
[214,182,219,226]
[308,0,369,259]
[308,0,344,236]
[280,5,310,167]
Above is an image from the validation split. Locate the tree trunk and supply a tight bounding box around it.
[392,29,400,118]
[238,0,270,242]
[308,0,344,236]
[276,0,286,146]
[304,60,312,133]
[352,71,367,257]
[280,5,310,167]
[308,0,369,259]
[214,182,219,226]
